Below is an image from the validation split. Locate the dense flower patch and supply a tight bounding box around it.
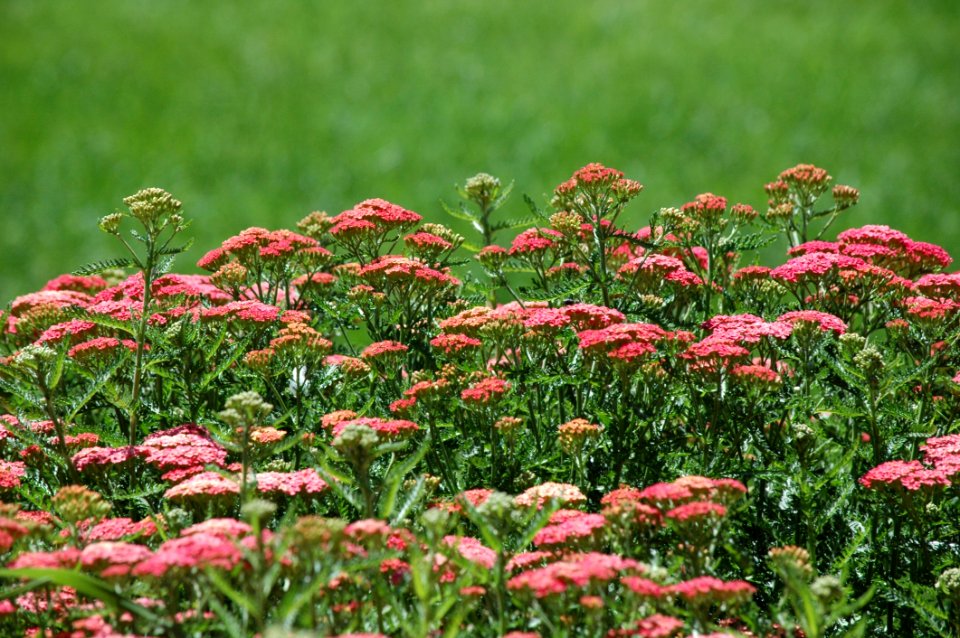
[0,164,958,636]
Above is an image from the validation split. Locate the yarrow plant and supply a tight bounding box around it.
[0,162,956,637]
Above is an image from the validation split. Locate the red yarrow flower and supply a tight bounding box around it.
[667,576,756,604]
[0,461,26,490]
[776,310,847,335]
[430,333,482,354]
[532,511,607,548]
[509,228,563,256]
[666,501,727,522]
[515,482,587,509]
[330,417,419,439]
[461,377,511,405]
[860,460,951,491]
[68,337,139,360]
[361,340,409,361]
[256,469,329,497]
[610,613,684,638]
[506,552,639,598]
[164,471,240,501]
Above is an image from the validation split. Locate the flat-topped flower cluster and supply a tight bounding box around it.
[0,163,958,636]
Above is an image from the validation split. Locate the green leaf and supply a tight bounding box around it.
[523,194,552,222]
[379,439,431,519]
[500,265,537,274]
[732,231,778,252]
[519,280,589,303]
[460,240,485,253]
[459,499,502,552]
[392,476,426,525]
[109,483,166,501]
[441,200,479,223]
[313,463,361,511]
[154,254,177,277]
[205,567,258,617]
[72,257,134,276]
[207,595,246,638]
[887,579,950,635]
[199,335,253,389]
[492,181,515,208]
[65,352,130,422]
[46,341,69,390]
[489,215,537,232]
[831,523,869,574]
[276,575,330,627]
[0,567,161,623]
[157,238,194,256]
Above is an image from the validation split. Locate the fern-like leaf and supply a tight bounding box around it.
[157,238,194,256]
[489,215,537,232]
[887,578,951,637]
[72,257,135,276]
[519,280,589,303]
[731,231,778,252]
[523,194,552,222]
[441,200,479,223]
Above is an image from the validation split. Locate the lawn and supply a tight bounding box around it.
[1,0,958,296]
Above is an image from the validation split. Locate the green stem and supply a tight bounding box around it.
[358,462,376,518]
[128,237,156,458]
[40,377,79,482]
[494,550,507,636]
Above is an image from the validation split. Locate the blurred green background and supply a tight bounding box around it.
[2,0,958,298]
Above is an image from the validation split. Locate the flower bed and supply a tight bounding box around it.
[0,165,957,636]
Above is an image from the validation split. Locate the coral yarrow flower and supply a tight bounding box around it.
[509,228,563,256]
[72,446,143,473]
[532,511,607,549]
[557,419,604,454]
[68,337,139,361]
[164,472,240,501]
[256,469,328,497]
[461,377,510,405]
[329,417,419,439]
[666,501,727,522]
[730,364,781,387]
[133,532,245,577]
[0,461,26,490]
[361,340,409,361]
[860,460,951,491]
[776,310,847,335]
[506,552,639,598]
[430,333,482,355]
[515,482,586,509]
[667,576,756,605]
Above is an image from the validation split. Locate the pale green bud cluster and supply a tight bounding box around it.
[853,346,884,377]
[332,424,380,471]
[476,490,517,529]
[838,332,868,355]
[936,567,960,597]
[98,212,124,235]
[219,390,273,429]
[811,575,844,605]
[241,498,278,526]
[123,187,182,225]
[464,172,501,205]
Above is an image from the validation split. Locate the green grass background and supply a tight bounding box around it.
[2,0,958,298]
